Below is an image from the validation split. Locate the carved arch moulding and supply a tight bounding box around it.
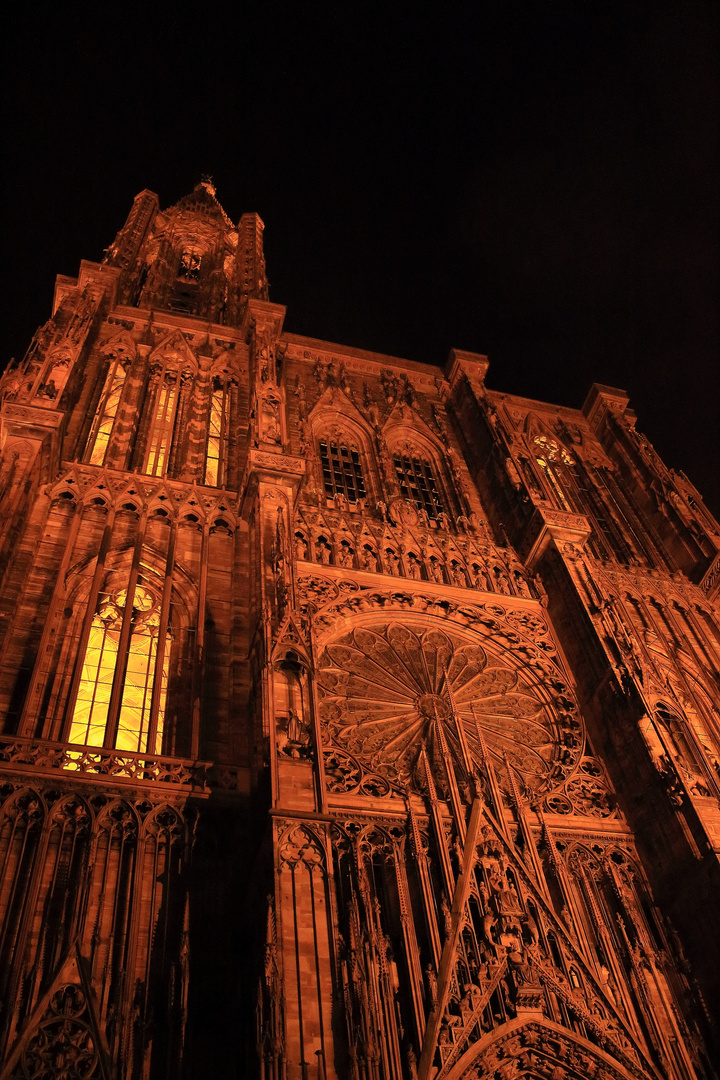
[315,611,584,799]
[441,1017,653,1080]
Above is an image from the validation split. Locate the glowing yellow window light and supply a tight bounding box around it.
[205,385,225,486]
[87,358,127,465]
[69,585,169,755]
[534,436,575,512]
[146,379,178,477]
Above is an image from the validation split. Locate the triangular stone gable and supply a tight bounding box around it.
[1,944,111,1080]
[308,512,333,539]
[381,399,447,455]
[398,528,425,555]
[145,479,178,511]
[334,514,356,541]
[307,385,377,441]
[271,611,310,664]
[49,465,85,500]
[98,328,137,361]
[447,805,653,1075]
[149,329,198,374]
[378,525,399,550]
[354,520,381,546]
[178,485,206,522]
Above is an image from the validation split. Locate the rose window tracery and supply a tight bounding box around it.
[317,622,582,794]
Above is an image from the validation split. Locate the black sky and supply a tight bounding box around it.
[2,1,718,513]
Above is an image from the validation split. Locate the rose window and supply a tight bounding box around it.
[317,622,582,794]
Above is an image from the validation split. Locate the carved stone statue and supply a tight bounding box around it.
[407,553,421,579]
[338,542,354,568]
[295,533,308,560]
[260,393,281,443]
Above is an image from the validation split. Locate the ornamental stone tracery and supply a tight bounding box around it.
[316,621,584,795]
[2,183,719,1080]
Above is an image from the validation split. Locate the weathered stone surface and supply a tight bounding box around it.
[0,183,718,1079]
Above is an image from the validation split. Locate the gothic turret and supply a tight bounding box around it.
[104,179,268,324]
[0,186,718,1080]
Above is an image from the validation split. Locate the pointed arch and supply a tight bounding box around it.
[85,335,137,467]
[520,414,578,513]
[140,332,198,479]
[148,330,198,376]
[204,368,234,486]
[309,396,378,506]
[278,822,327,871]
[384,416,452,521]
[0,946,112,1080]
[443,1017,652,1080]
[47,538,197,756]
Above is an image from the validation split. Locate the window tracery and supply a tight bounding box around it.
[205,377,231,486]
[319,436,366,504]
[143,356,194,478]
[86,353,129,466]
[392,449,443,518]
[533,435,576,512]
[68,575,170,755]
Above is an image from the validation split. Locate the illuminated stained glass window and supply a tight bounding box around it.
[69,583,169,754]
[319,439,366,503]
[146,376,178,477]
[205,380,230,486]
[533,436,575,512]
[87,356,128,465]
[393,453,443,518]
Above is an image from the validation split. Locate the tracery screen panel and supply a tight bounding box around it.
[393,453,443,518]
[146,377,179,477]
[320,440,366,503]
[533,436,575,512]
[86,357,127,466]
[69,583,169,754]
[205,382,229,486]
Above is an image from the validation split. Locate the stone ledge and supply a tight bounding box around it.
[0,734,212,797]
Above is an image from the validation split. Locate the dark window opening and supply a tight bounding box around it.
[168,286,198,314]
[319,440,366,503]
[393,454,443,518]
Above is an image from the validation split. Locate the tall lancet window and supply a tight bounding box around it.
[205,378,230,486]
[69,576,170,755]
[146,373,179,477]
[533,435,575,511]
[86,354,128,465]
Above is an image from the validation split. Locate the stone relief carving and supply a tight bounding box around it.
[543,757,616,819]
[292,504,540,599]
[276,709,312,759]
[19,983,100,1080]
[316,622,583,795]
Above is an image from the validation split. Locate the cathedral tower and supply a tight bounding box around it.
[0,184,718,1080]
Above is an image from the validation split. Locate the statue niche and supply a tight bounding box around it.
[274,652,312,759]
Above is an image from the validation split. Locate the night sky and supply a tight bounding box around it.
[2,2,718,514]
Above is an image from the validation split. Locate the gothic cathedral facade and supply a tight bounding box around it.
[0,182,719,1080]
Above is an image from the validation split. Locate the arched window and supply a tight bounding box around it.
[68,575,170,755]
[205,378,231,486]
[169,249,202,313]
[319,437,366,503]
[146,372,180,477]
[86,353,129,466]
[533,435,575,512]
[393,450,443,518]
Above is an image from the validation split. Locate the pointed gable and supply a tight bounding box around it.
[148,329,198,374]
